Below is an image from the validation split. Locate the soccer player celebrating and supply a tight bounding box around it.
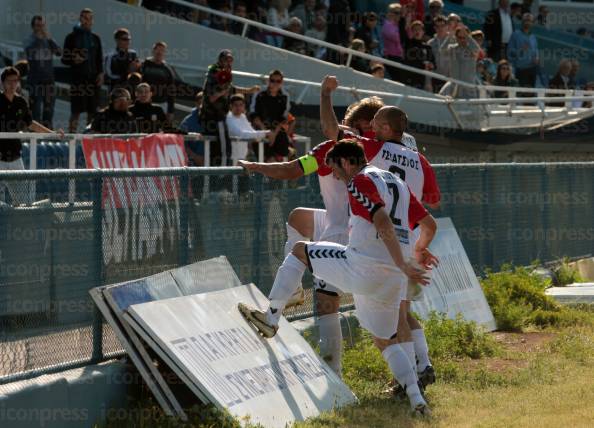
[239,87,395,376]
[239,140,437,416]
[322,75,441,392]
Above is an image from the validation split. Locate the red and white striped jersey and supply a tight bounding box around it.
[347,165,429,264]
[352,134,440,206]
[299,131,437,240]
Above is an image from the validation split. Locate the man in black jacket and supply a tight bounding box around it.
[483,0,514,62]
[104,28,140,91]
[130,83,169,133]
[140,41,176,123]
[89,88,137,134]
[62,8,104,133]
[249,69,293,161]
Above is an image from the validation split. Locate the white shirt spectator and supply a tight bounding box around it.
[499,8,513,44]
[226,111,268,164]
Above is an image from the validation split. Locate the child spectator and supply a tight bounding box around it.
[226,94,270,164]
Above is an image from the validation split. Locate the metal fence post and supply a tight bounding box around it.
[91,174,104,363]
[68,138,77,204]
[178,171,190,266]
[251,174,265,288]
[29,137,37,202]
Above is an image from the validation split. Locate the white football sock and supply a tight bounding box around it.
[411,328,431,371]
[317,313,342,376]
[382,344,426,408]
[400,341,417,374]
[266,253,306,326]
[284,223,306,257]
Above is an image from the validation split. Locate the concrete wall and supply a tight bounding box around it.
[0,360,128,428]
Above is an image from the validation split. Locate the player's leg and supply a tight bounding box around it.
[355,295,429,416]
[239,241,349,337]
[315,286,342,375]
[408,311,435,387]
[238,241,310,337]
[284,208,321,307]
[397,300,416,371]
[284,208,316,254]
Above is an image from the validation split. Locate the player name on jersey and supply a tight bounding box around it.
[379,149,420,170]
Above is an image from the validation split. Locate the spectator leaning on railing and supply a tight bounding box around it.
[62,8,104,133]
[130,83,169,133]
[506,13,539,92]
[0,67,61,205]
[89,87,137,134]
[226,94,270,165]
[140,41,176,123]
[104,28,140,91]
[492,59,519,98]
[548,59,573,107]
[24,15,61,129]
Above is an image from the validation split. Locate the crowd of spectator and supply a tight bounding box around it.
[142,0,592,101]
[0,7,305,179]
[4,1,594,189]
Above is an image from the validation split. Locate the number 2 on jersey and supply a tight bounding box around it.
[387,183,402,226]
[389,165,406,181]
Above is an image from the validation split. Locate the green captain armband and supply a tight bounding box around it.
[298,154,319,175]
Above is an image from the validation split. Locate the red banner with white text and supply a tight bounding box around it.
[81,134,188,270]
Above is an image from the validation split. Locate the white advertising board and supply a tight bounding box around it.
[412,218,497,331]
[90,257,241,419]
[88,287,179,418]
[169,256,241,295]
[127,284,357,428]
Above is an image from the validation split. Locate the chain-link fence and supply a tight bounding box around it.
[1,163,593,384]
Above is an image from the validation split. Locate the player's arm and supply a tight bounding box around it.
[419,154,441,209]
[320,75,340,141]
[409,189,439,268]
[351,174,429,284]
[239,159,304,180]
[373,209,430,285]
